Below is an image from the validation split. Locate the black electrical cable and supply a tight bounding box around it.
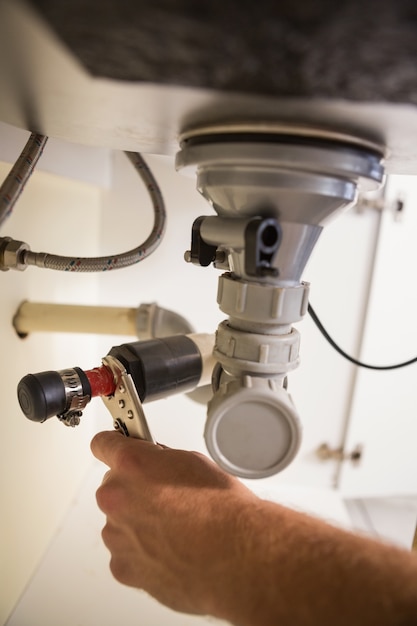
[308,303,417,370]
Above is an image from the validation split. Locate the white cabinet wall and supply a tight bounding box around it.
[340,175,417,497]
[0,125,110,624]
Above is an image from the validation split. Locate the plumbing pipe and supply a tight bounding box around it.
[13,301,194,339]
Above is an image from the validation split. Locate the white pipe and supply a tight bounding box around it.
[13,301,195,339]
[13,302,138,337]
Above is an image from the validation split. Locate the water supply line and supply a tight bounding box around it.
[0,132,48,227]
[0,137,167,271]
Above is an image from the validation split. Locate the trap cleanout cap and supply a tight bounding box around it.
[205,378,302,479]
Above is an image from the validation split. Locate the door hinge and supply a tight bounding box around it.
[316,443,363,465]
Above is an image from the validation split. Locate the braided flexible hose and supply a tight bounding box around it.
[23,151,167,272]
[0,133,48,228]
[0,132,167,271]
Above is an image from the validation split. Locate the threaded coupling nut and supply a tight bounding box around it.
[0,236,30,271]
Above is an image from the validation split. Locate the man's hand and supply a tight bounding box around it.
[91,431,417,626]
[90,431,258,618]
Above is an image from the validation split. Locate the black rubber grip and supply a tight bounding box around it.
[17,371,67,422]
[109,335,202,402]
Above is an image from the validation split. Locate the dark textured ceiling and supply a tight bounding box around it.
[29,0,417,103]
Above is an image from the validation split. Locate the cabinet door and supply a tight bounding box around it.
[339,175,417,497]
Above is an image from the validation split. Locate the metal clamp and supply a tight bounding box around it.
[56,367,91,427]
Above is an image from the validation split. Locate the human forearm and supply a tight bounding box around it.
[213,499,417,626]
[91,433,417,626]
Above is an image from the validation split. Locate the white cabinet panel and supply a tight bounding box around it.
[340,175,417,497]
[0,135,104,623]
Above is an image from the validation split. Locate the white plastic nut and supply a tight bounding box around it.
[217,274,310,324]
[213,320,300,376]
